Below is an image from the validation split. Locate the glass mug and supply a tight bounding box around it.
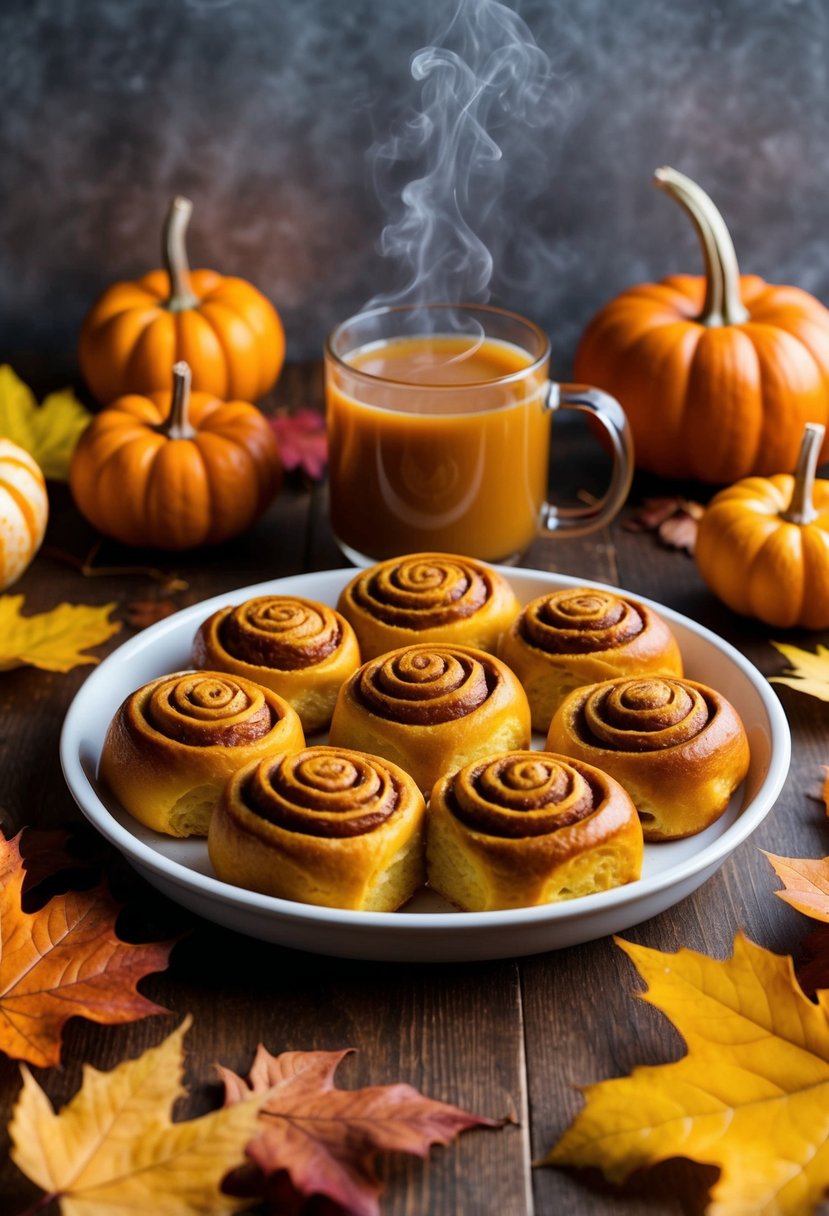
[324,303,633,565]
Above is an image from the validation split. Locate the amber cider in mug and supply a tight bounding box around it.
[325,304,632,565]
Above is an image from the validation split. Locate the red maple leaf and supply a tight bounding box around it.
[271,409,328,481]
[219,1046,503,1216]
[0,831,174,1067]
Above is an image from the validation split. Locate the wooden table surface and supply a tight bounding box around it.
[1,363,826,1216]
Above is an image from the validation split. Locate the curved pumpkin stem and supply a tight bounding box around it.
[163,197,200,312]
[653,166,749,328]
[160,362,198,441]
[781,422,825,525]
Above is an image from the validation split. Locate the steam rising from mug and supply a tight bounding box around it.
[366,0,558,316]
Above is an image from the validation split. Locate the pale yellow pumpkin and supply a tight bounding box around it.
[0,439,49,589]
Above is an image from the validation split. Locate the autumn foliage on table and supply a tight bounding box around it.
[0,830,173,1067]
[1,829,498,1215]
[546,933,829,1215]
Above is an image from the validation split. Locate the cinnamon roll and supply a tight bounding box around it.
[427,751,643,910]
[337,552,520,660]
[546,675,750,840]
[193,595,360,733]
[99,671,305,837]
[208,746,426,911]
[328,643,531,794]
[498,586,683,733]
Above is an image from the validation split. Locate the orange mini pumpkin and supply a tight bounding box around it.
[69,362,281,549]
[78,197,285,404]
[574,167,829,483]
[695,423,829,629]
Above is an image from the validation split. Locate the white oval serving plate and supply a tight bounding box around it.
[60,567,790,962]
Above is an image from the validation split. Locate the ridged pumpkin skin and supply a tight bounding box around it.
[78,198,285,405]
[69,364,282,550]
[695,425,829,629]
[0,439,48,589]
[574,169,829,483]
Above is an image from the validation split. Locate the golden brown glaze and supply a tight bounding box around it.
[208,746,426,910]
[546,675,750,840]
[498,586,683,734]
[329,643,531,794]
[193,595,360,734]
[99,670,305,837]
[337,552,520,659]
[427,751,643,910]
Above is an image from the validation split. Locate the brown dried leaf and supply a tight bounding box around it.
[0,831,173,1067]
[124,597,182,629]
[624,496,704,554]
[220,1045,503,1216]
[624,496,688,531]
[657,508,701,554]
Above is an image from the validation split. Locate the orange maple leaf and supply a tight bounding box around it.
[762,771,829,989]
[0,831,173,1067]
[219,1045,503,1216]
[765,850,829,922]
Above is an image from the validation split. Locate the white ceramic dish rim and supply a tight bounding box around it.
[60,566,791,940]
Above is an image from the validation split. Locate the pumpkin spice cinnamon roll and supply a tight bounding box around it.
[193,595,360,733]
[329,644,532,794]
[498,586,683,733]
[208,746,426,911]
[546,675,750,840]
[99,670,305,837]
[337,552,520,660]
[427,751,643,911]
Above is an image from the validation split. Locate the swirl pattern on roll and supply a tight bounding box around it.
[144,672,276,746]
[578,677,711,751]
[218,596,342,671]
[349,554,491,628]
[520,589,644,654]
[355,645,493,725]
[242,747,401,837]
[448,753,599,837]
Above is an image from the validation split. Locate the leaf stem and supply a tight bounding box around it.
[39,540,188,590]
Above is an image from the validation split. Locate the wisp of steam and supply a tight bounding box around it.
[366,0,556,326]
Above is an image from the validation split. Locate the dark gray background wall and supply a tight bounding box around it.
[3,0,829,384]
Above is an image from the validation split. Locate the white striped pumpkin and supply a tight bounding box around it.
[0,439,48,589]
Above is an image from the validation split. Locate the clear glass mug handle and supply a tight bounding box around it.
[542,382,634,538]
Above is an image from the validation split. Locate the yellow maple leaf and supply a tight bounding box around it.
[769,641,829,703]
[0,364,91,481]
[543,933,829,1215]
[9,1017,266,1215]
[0,596,120,672]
